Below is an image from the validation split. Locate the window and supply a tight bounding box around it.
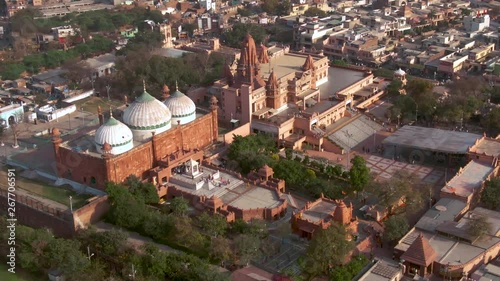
[90,177,96,185]
[83,177,86,183]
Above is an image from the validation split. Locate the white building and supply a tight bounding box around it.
[85,53,117,79]
[0,104,24,128]
[464,14,490,32]
[51,26,78,39]
[36,102,76,122]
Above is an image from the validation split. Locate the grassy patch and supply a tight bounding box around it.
[73,96,123,114]
[0,170,91,209]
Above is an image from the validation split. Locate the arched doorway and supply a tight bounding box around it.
[8,115,15,126]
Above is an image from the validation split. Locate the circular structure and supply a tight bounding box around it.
[435,205,447,212]
[94,116,134,155]
[123,89,172,141]
[164,86,196,125]
[394,68,406,77]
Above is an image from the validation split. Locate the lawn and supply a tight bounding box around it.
[0,264,43,281]
[73,96,124,114]
[0,169,92,209]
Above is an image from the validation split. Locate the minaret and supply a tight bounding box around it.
[209,95,219,143]
[97,106,104,125]
[160,23,173,48]
[124,95,129,107]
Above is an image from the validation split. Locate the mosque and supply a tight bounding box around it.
[51,83,219,192]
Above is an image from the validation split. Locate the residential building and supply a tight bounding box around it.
[358,260,404,281]
[0,104,24,128]
[85,53,117,79]
[464,14,490,33]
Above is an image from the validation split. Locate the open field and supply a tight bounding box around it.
[73,96,123,114]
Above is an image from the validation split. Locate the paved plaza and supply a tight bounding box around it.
[365,155,445,185]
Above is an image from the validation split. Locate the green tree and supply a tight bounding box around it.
[142,211,173,240]
[301,223,355,279]
[481,178,500,210]
[126,175,160,204]
[277,0,292,16]
[234,234,261,266]
[303,7,328,17]
[209,237,233,263]
[223,23,267,49]
[349,155,370,195]
[1,64,26,80]
[170,197,189,216]
[45,238,90,276]
[197,212,228,238]
[228,134,278,174]
[383,215,409,242]
[262,0,279,15]
[482,108,500,136]
[466,214,492,241]
[106,186,148,229]
[386,79,403,96]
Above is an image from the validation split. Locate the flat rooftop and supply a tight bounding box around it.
[318,66,367,99]
[262,52,318,81]
[442,160,494,198]
[85,53,116,69]
[358,260,402,281]
[382,126,481,154]
[169,167,282,210]
[415,198,467,233]
[470,138,500,157]
[302,200,336,223]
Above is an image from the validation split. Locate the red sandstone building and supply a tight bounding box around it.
[291,196,357,239]
[51,87,287,222]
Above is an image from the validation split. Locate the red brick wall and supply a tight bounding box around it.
[57,148,108,189]
[108,143,155,184]
[154,113,215,159]
[72,196,110,231]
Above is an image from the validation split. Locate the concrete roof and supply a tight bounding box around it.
[85,53,116,69]
[261,52,315,81]
[154,48,193,58]
[470,138,500,157]
[415,198,467,233]
[318,67,366,99]
[382,126,481,154]
[32,68,67,82]
[302,200,336,223]
[442,160,494,198]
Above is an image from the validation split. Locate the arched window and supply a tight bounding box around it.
[90,177,96,185]
[67,170,72,178]
[83,177,86,183]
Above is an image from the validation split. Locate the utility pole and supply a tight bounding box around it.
[81,107,85,127]
[415,103,418,123]
[68,113,71,130]
[87,246,94,261]
[69,196,73,212]
[129,264,136,280]
[106,84,111,101]
[373,129,376,150]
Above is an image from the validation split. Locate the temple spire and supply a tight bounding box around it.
[109,107,113,118]
[175,80,179,91]
[143,80,146,91]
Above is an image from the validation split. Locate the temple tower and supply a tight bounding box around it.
[160,23,173,49]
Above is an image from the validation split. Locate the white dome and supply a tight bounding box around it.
[164,88,196,125]
[394,68,406,76]
[94,117,134,155]
[123,90,172,141]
